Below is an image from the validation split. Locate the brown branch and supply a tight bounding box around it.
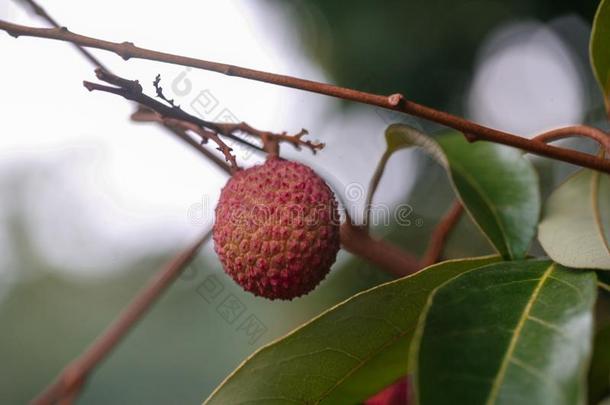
[85,69,322,165]
[157,117,240,173]
[420,201,464,267]
[340,217,421,277]
[1,19,610,173]
[343,200,464,275]
[32,230,212,405]
[149,74,322,157]
[533,125,610,155]
[214,122,322,156]
[83,70,243,170]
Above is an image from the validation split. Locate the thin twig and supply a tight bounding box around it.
[83,70,243,170]
[161,117,240,172]
[533,125,610,155]
[214,122,322,156]
[150,74,323,157]
[1,19,610,172]
[153,74,179,108]
[32,230,212,405]
[420,201,464,267]
[85,70,323,169]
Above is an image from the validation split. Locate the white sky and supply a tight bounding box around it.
[468,20,586,136]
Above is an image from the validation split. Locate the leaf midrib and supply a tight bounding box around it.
[484,264,555,405]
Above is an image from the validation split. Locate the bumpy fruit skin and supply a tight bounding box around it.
[213,157,340,300]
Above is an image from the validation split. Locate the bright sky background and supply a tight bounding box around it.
[468,19,586,135]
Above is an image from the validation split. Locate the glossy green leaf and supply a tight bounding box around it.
[371,124,539,260]
[412,260,597,405]
[437,134,540,260]
[588,324,610,405]
[591,0,610,104]
[204,256,499,405]
[539,169,610,270]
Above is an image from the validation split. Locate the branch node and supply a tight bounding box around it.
[119,41,135,60]
[61,361,86,393]
[388,93,405,107]
[153,74,179,108]
[464,133,478,143]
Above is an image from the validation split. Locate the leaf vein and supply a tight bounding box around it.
[526,315,569,338]
[484,264,554,405]
[548,275,585,303]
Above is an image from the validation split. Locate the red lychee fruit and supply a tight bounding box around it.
[213,157,340,300]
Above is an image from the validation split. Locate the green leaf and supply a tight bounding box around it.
[538,169,610,270]
[588,324,610,405]
[591,0,610,105]
[371,124,539,260]
[437,134,540,260]
[412,260,597,405]
[204,256,499,405]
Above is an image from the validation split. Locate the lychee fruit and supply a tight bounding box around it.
[213,157,340,300]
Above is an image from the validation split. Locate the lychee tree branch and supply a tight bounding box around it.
[341,201,467,275]
[1,19,609,173]
[83,68,259,168]
[85,69,323,169]
[420,201,464,267]
[214,123,322,156]
[32,230,212,405]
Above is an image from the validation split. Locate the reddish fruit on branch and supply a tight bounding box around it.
[213,157,340,300]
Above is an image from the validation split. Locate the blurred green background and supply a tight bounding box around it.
[0,0,607,404]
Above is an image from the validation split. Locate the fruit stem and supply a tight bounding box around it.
[340,220,421,277]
